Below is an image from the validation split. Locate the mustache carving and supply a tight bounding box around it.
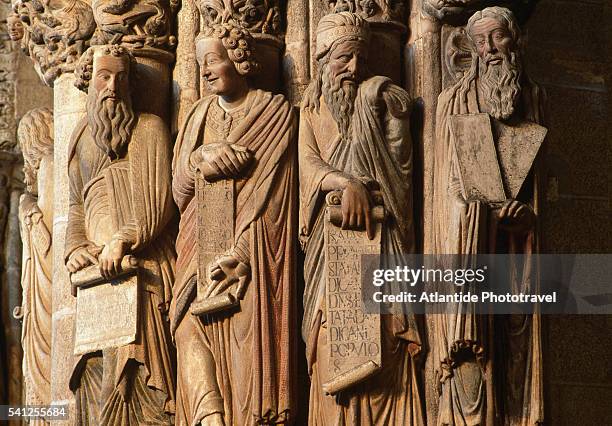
[479,51,522,121]
[322,68,358,141]
[87,89,135,159]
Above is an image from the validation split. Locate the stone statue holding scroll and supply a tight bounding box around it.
[16,108,54,416]
[299,12,423,425]
[170,22,297,425]
[432,7,546,425]
[65,44,176,424]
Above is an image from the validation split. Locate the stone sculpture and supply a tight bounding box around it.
[171,21,297,425]
[432,6,546,425]
[64,44,176,424]
[7,13,24,42]
[15,108,53,420]
[299,11,423,425]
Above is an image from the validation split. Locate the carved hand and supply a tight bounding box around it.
[496,199,536,233]
[66,245,102,273]
[197,143,252,180]
[341,179,375,240]
[204,255,251,299]
[98,239,128,280]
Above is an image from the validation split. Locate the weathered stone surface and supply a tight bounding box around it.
[299,11,423,424]
[65,44,176,423]
[431,7,545,425]
[172,20,298,424]
[322,191,383,395]
[74,275,138,355]
[449,113,506,203]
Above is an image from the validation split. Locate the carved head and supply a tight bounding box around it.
[7,13,24,41]
[75,45,136,159]
[305,12,370,139]
[467,6,521,61]
[465,7,523,121]
[196,22,259,96]
[18,108,54,194]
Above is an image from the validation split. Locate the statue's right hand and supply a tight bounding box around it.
[66,246,101,273]
[198,143,252,180]
[341,180,374,240]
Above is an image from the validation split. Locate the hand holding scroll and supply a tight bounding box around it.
[67,244,103,273]
[99,239,128,280]
[204,255,250,299]
[340,180,375,240]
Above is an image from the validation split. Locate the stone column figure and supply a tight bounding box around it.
[170,21,298,425]
[14,108,54,421]
[64,44,176,425]
[299,12,424,425]
[6,12,24,42]
[432,7,545,425]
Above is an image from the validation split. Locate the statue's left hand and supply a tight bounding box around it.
[99,239,128,280]
[205,255,250,299]
[496,199,536,233]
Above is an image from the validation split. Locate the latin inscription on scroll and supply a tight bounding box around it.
[192,174,235,315]
[74,275,138,355]
[323,200,382,395]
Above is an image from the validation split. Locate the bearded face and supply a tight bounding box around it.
[470,16,522,121]
[321,39,368,140]
[478,50,522,121]
[87,53,135,159]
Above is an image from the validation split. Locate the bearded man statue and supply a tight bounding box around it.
[432,7,546,426]
[65,44,176,425]
[299,11,424,426]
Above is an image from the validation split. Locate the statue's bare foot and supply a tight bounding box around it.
[201,413,224,426]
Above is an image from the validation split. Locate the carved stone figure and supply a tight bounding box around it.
[65,44,176,424]
[432,7,545,425]
[299,12,423,425]
[90,0,177,50]
[197,0,281,36]
[171,21,297,425]
[327,0,404,23]
[14,0,95,86]
[14,108,53,420]
[7,13,24,42]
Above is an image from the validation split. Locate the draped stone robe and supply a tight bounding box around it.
[170,89,297,425]
[65,113,177,425]
[19,171,53,420]
[432,76,546,426]
[299,76,424,426]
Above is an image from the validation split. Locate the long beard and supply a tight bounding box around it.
[479,52,522,121]
[322,68,357,141]
[87,90,135,159]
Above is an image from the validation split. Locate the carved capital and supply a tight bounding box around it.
[90,0,178,52]
[198,0,282,38]
[423,0,539,25]
[327,0,406,26]
[14,0,96,86]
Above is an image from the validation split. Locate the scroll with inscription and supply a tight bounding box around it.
[322,190,385,395]
[72,256,139,355]
[190,173,240,315]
